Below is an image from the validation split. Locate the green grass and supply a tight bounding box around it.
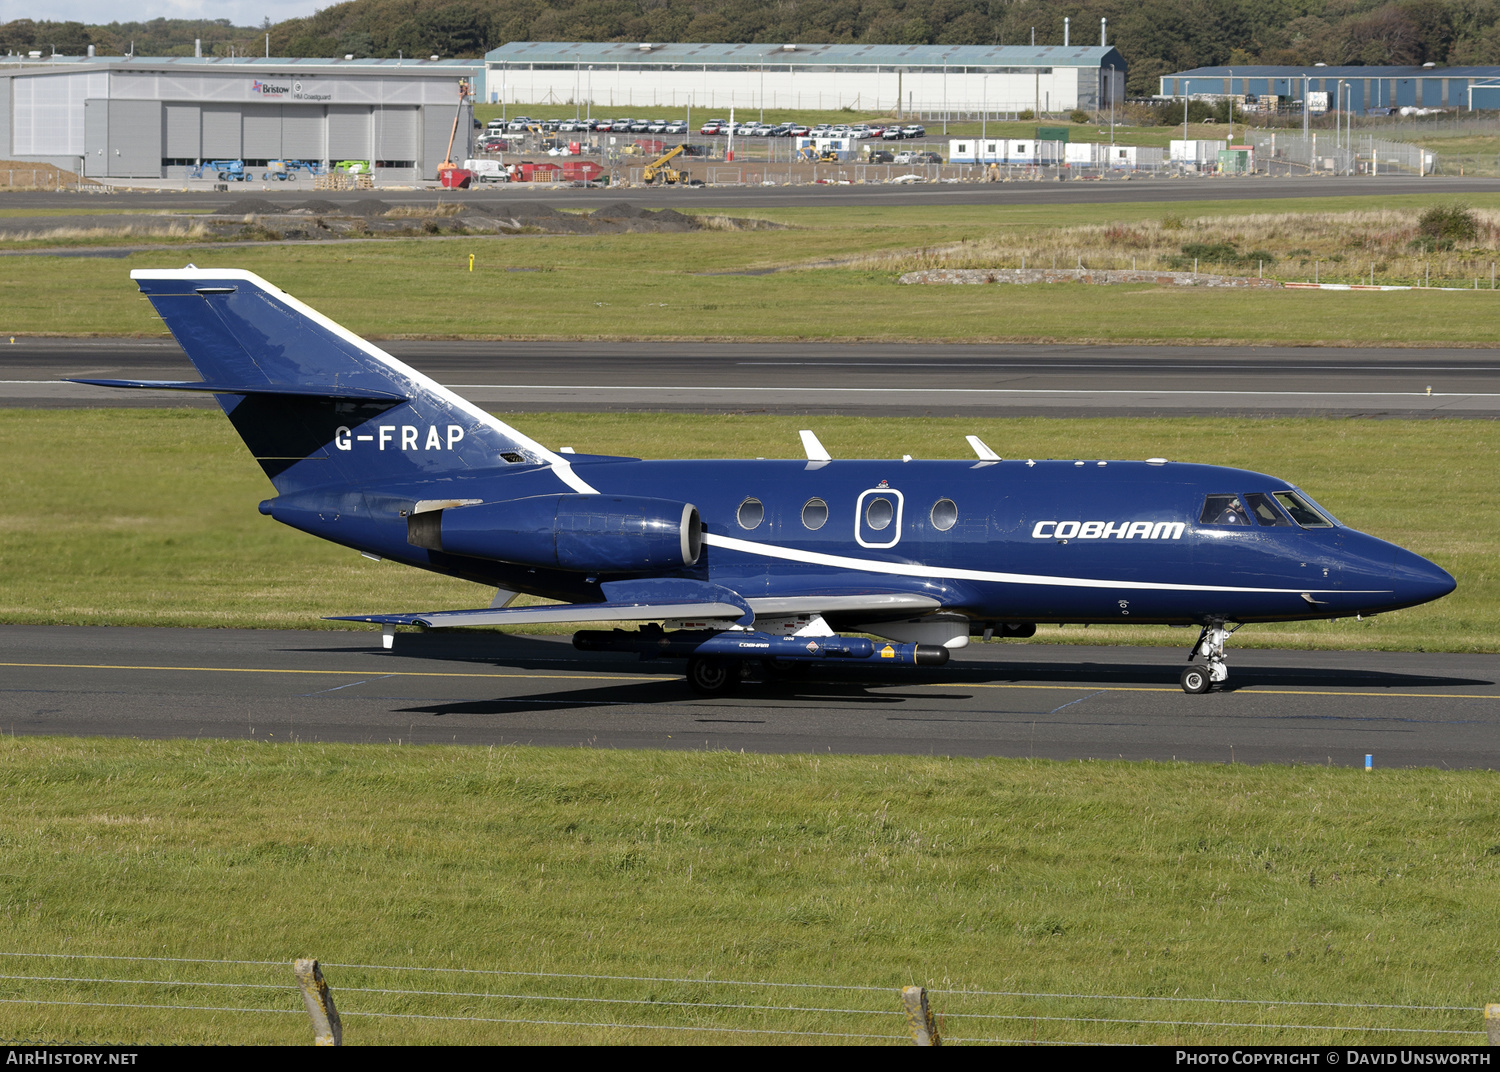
[0,737,1493,1044]
[0,410,1488,652]
[5,197,1500,345]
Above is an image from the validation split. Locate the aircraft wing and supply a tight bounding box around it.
[328,601,747,629]
[329,592,943,630]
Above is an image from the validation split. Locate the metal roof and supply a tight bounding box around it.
[0,55,482,73]
[486,41,1124,68]
[1166,64,1500,79]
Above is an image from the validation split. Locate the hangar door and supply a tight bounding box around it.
[84,99,162,177]
[327,105,369,159]
[282,106,324,159]
[242,102,282,161]
[374,106,417,165]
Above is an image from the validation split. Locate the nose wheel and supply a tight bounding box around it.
[1181,622,1240,694]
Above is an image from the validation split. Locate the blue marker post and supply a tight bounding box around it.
[1365,754,1373,772]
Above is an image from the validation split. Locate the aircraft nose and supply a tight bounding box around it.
[1394,547,1456,607]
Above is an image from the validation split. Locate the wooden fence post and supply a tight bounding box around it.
[294,958,343,1046]
[1485,1003,1500,1045]
[901,985,942,1046]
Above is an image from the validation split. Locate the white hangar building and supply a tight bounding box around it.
[485,41,1126,115]
[0,57,482,180]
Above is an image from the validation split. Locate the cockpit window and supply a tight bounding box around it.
[1273,490,1333,528]
[1200,494,1250,526]
[1244,492,1291,526]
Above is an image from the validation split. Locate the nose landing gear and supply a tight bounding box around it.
[1181,622,1240,694]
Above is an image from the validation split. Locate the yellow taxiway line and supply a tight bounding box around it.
[3,662,1496,701]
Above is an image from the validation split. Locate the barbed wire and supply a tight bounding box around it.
[0,997,298,1016]
[338,1008,904,1039]
[0,950,1485,1038]
[939,1012,1482,1036]
[932,986,1482,1013]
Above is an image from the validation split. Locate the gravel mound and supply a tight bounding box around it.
[343,199,394,217]
[295,199,344,214]
[590,202,654,219]
[221,198,287,216]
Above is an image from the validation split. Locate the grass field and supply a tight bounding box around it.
[0,409,1487,652]
[0,737,1494,1045]
[4,196,1500,346]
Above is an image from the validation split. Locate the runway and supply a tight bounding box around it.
[3,625,1495,768]
[11,175,1500,213]
[7,336,1500,417]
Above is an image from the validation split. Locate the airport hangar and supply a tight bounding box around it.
[0,55,484,180]
[1159,64,1500,112]
[484,41,1126,116]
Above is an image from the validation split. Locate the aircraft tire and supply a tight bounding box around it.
[1180,666,1212,694]
[686,656,740,697]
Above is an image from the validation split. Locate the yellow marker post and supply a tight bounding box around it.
[468,253,475,272]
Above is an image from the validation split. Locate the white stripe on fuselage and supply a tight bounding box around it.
[703,532,1379,595]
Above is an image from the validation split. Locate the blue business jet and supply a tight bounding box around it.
[75,269,1457,695]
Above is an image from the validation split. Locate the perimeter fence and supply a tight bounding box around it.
[0,951,1492,1046]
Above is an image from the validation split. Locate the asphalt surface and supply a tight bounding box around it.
[14,174,1500,212]
[3,625,1494,768]
[7,336,1500,417]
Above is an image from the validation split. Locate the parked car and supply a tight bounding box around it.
[787,123,810,136]
[646,119,668,133]
[476,137,510,152]
[866,149,894,163]
[864,124,887,139]
[699,120,727,135]
[485,118,507,131]
[664,121,688,135]
[901,124,926,138]
[913,150,943,164]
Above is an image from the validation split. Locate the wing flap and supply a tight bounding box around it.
[746,593,943,616]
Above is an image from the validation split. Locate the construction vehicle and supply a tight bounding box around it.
[437,78,474,189]
[190,160,247,181]
[642,143,691,184]
[262,159,323,181]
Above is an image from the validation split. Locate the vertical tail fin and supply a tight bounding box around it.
[123,269,594,494]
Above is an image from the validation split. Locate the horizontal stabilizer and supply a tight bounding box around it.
[329,600,748,629]
[67,378,407,401]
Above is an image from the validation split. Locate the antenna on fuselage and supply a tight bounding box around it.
[799,430,831,462]
[966,435,1001,461]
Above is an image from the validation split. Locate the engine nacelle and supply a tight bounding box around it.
[407,494,702,572]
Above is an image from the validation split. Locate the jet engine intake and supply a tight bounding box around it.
[408,494,702,572]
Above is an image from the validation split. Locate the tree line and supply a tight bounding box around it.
[7,0,1500,97]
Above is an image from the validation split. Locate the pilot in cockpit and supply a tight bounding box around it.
[1214,498,1250,525]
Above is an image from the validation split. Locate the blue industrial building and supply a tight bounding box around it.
[1159,65,1500,112]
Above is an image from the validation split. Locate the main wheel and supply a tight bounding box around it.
[1180,666,1211,694]
[686,656,740,697]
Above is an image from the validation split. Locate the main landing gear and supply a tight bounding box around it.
[686,656,741,697]
[1180,622,1241,694]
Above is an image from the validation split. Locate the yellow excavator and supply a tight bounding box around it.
[642,143,691,184]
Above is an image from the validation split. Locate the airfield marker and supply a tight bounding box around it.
[468,253,475,272]
[1365,754,1373,772]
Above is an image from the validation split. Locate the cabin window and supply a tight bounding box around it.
[930,498,958,531]
[1199,494,1250,526]
[1273,490,1333,528]
[737,497,764,530]
[865,496,894,531]
[1244,492,1291,526]
[801,498,828,530]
